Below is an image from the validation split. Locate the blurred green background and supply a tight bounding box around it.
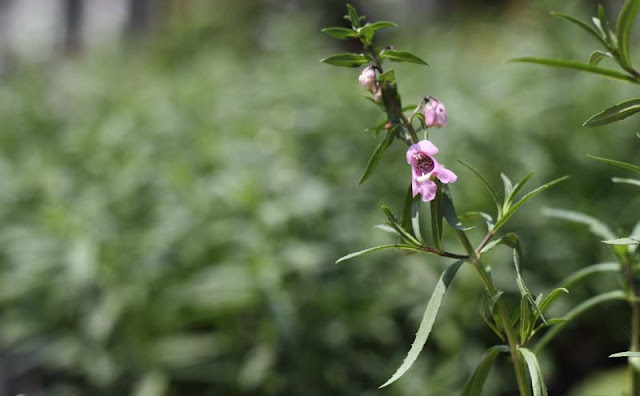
[0,0,639,395]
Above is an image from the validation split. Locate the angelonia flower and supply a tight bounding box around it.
[406,140,457,202]
[423,97,447,128]
[358,65,377,93]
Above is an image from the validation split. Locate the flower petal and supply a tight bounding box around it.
[416,179,438,202]
[416,140,439,156]
[434,164,457,184]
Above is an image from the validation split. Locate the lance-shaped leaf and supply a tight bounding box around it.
[542,208,617,240]
[616,0,640,69]
[551,12,608,46]
[321,53,369,68]
[381,206,422,246]
[345,4,360,28]
[442,185,474,231]
[610,351,640,358]
[430,183,444,250]
[509,57,639,84]
[589,155,640,174]
[367,21,397,32]
[321,27,358,40]
[358,129,395,185]
[458,161,501,215]
[519,348,548,396]
[534,290,626,352]
[556,262,619,290]
[461,345,509,396]
[583,98,640,127]
[536,287,569,315]
[603,237,640,245]
[493,176,569,232]
[401,186,424,242]
[335,244,423,264]
[380,50,429,66]
[612,177,640,187]
[380,260,464,388]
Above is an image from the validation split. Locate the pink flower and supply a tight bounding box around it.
[358,66,377,92]
[374,86,382,103]
[406,140,457,202]
[423,98,447,128]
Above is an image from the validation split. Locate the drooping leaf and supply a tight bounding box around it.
[320,53,369,68]
[519,348,548,396]
[534,290,626,352]
[551,12,608,46]
[379,50,429,66]
[542,208,617,240]
[380,260,464,388]
[588,50,610,65]
[612,177,640,187]
[603,237,639,245]
[509,57,639,84]
[583,98,640,127]
[493,176,569,232]
[616,0,640,69]
[442,185,473,231]
[461,345,509,396]
[358,129,395,185]
[321,27,358,40]
[335,244,423,264]
[589,155,640,174]
[458,161,501,214]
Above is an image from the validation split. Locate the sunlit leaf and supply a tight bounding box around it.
[519,348,548,396]
[320,27,358,40]
[583,98,640,127]
[602,237,639,245]
[589,155,640,174]
[380,260,464,388]
[612,177,640,187]
[335,244,423,264]
[610,351,640,358]
[367,21,397,32]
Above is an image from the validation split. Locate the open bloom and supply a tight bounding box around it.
[423,98,447,128]
[358,66,377,93]
[406,140,457,202]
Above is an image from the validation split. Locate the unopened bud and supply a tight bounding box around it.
[423,98,447,128]
[358,66,377,93]
[374,86,383,103]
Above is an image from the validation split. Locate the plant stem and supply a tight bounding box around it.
[624,252,640,396]
[456,229,532,396]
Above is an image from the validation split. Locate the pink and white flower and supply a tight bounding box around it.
[423,98,447,128]
[406,140,457,202]
[358,66,377,93]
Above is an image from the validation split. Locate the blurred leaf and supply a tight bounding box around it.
[543,208,617,241]
[379,50,429,66]
[500,173,513,203]
[616,0,640,69]
[612,177,640,186]
[345,4,360,28]
[461,345,509,396]
[602,237,639,245]
[610,351,640,358]
[583,98,640,127]
[430,184,444,249]
[534,290,627,352]
[551,12,607,46]
[358,25,375,45]
[442,185,473,231]
[588,50,610,65]
[320,53,369,68]
[460,211,495,233]
[401,186,424,243]
[589,155,640,174]
[537,288,569,314]
[509,57,639,83]
[377,69,396,84]
[508,171,534,206]
[557,262,620,290]
[519,348,548,396]
[382,205,423,246]
[379,260,464,388]
[321,27,357,40]
[133,371,168,396]
[458,161,501,214]
[358,129,395,184]
[335,244,423,264]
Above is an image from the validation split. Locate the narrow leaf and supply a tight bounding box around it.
[616,0,640,69]
[321,27,358,40]
[336,244,423,264]
[321,53,369,68]
[509,171,535,205]
[543,208,617,240]
[588,50,610,65]
[612,177,640,187]
[380,260,464,388]
[358,130,395,184]
[500,173,514,204]
[461,345,509,396]
[551,12,608,46]
[509,57,640,84]
[519,348,548,396]
[610,351,640,358]
[401,186,423,242]
[458,160,501,214]
[460,211,495,233]
[494,176,569,232]
[534,290,626,353]
[346,4,360,28]
[603,237,639,245]
[430,183,444,249]
[381,206,422,246]
[583,98,640,127]
[380,50,429,66]
[442,185,474,230]
[537,288,569,314]
[557,262,619,291]
[589,155,640,174]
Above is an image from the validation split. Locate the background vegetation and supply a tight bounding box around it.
[0,0,638,395]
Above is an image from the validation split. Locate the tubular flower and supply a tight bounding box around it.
[423,97,447,128]
[406,140,457,202]
[358,65,377,93]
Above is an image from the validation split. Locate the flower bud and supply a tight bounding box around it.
[358,66,377,93]
[423,98,447,128]
[374,86,383,103]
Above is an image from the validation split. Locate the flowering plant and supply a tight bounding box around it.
[322,5,570,395]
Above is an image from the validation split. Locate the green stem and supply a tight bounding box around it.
[456,229,532,396]
[624,254,640,396]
